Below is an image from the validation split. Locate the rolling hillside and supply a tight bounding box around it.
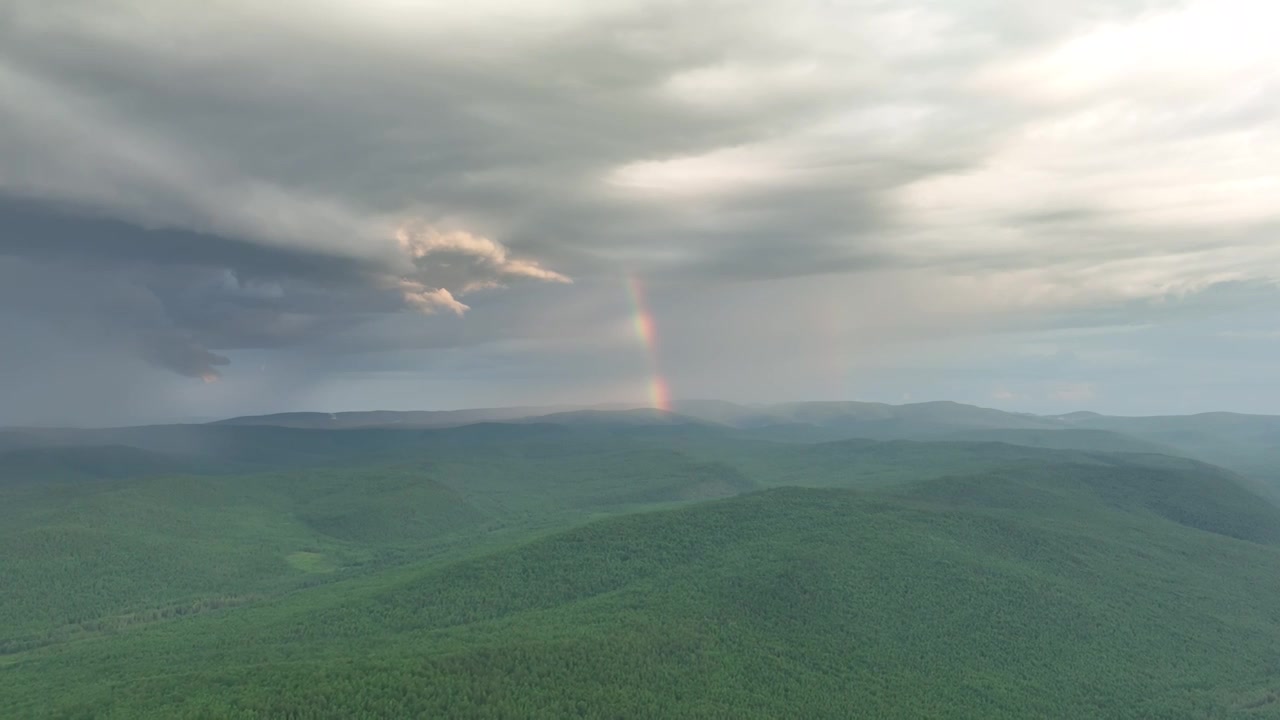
[935,428,1176,454]
[1062,412,1280,488]
[5,443,1280,719]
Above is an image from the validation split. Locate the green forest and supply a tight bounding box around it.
[5,414,1280,718]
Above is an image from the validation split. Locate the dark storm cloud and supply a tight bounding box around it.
[0,197,366,279]
[0,197,402,377]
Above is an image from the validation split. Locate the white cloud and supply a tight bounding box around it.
[607,145,802,198]
[395,227,570,287]
[892,0,1280,311]
[389,226,570,314]
[978,0,1280,103]
[397,284,469,316]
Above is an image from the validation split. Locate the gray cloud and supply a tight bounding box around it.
[0,0,1278,422]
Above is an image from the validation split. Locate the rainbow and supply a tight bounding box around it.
[625,275,672,412]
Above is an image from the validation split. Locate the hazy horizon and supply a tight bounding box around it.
[4,0,1279,426]
[8,394,1278,432]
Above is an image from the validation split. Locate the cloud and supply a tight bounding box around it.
[140,333,231,383]
[0,0,1278,421]
[0,256,237,380]
[397,284,469,317]
[0,61,391,266]
[394,226,571,303]
[8,0,1275,296]
[0,52,573,377]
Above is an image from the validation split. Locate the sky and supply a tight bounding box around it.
[1,0,1278,426]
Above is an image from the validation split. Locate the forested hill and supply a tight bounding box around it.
[4,419,1280,718]
[6,447,1280,718]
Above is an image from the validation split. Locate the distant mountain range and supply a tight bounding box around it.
[205,400,1280,497]
[208,405,597,429]
[5,399,1280,495]
[211,399,1059,432]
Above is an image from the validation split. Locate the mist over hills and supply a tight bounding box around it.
[209,406,597,430]
[7,398,1280,497]
[209,398,1060,432]
[207,397,1280,442]
[106,398,1280,493]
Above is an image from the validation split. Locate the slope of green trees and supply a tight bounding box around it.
[5,429,1280,718]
